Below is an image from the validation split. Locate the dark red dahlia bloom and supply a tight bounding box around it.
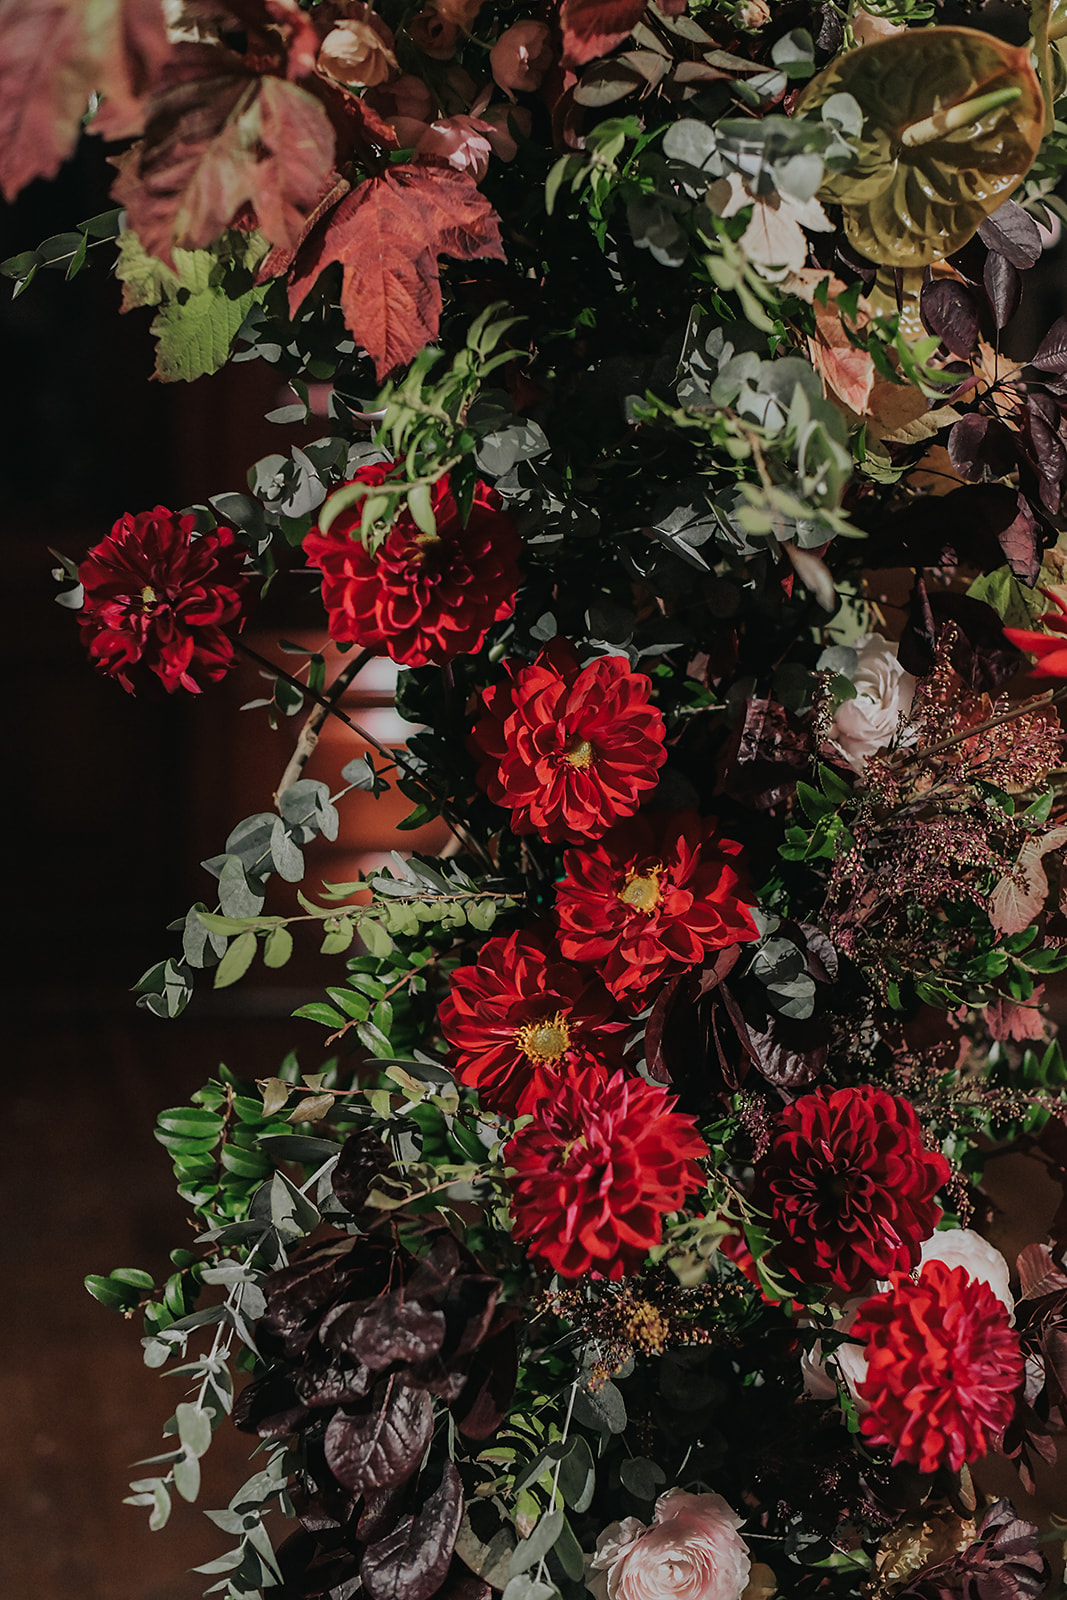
[303,465,520,667]
[468,639,667,844]
[855,1260,1023,1475]
[437,928,627,1116]
[77,507,248,695]
[506,1063,708,1280]
[555,810,759,1002]
[754,1086,949,1293]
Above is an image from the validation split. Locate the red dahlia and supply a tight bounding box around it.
[303,466,520,667]
[555,810,759,1002]
[506,1063,708,1279]
[437,928,627,1116]
[855,1260,1023,1474]
[469,639,666,844]
[753,1086,949,1294]
[77,507,247,695]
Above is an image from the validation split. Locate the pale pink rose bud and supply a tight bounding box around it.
[408,2,460,60]
[735,0,770,28]
[417,115,493,179]
[434,0,485,28]
[479,102,532,162]
[827,634,915,774]
[317,12,398,90]
[490,20,555,97]
[800,1298,871,1409]
[588,1490,751,1600]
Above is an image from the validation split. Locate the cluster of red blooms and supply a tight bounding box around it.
[74,481,1029,1491]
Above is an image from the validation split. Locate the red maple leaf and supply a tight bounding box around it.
[0,0,169,201]
[111,42,337,266]
[558,0,645,67]
[288,163,505,380]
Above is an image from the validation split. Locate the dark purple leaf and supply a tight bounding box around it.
[452,1320,519,1439]
[333,1127,395,1215]
[262,1241,365,1355]
[325,1381,434,1494]
[361,1463,464,1600]
[920,275,979,357]
[232,1371,310,1438]
[321,1293,446,1371]
[1032,314,1067,374]
[1024,398,1066,510]
[1017,1242,1067,1301]
[947,413,1018,481]
[998,494,1042,583]
[359,1485,410,1543]
[978,200,1043,269]
[437,1567,491,1600]
[897,584,1024,691]
[446,1275,502,1360]
[295,1355,372,1408]
[644,973,683,1083]
[946,233,990,286]
[877,483,1032,576]
[984,251,1022,329]
[723,696,812,810]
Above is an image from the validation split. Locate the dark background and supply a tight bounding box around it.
[3,141,1067,1598]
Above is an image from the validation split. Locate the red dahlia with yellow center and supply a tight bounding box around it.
[303,465,520,667]
[555,810,759,1001]
[77,506,248,695]
[854,1260,1023,1475]
[753,1086,950,1294]
[437,928,628,1116]
[468,639,667,844]
[506,1063,708,1280]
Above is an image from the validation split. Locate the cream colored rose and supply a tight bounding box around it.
[588,1489,750,1600]
[317,13,398,90]
[920,1229,1014,1316]
[800,1298,870,1410]
[828,634,915,773]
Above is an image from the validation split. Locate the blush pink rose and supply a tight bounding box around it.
[490,20,555,96]
[417,114,494,179]
[827,634,915,773]
[588,1490,750,1600]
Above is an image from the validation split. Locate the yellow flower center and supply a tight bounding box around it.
[559,735,594,769]
[515,1011,572,1064]
[140,584,157,611]
[618,866,663,914]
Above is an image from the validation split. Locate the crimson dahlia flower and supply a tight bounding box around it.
[77,507,247,695]
[754,1086,949,1293]
[469,639,666,843]
[555,810,759,1001]
[437,927,626,1115]
[303,466,520,667]
[854,1260,1023,1474]
[506,1063,707,1279]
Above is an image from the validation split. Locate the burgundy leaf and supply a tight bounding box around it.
[0,0,169,201]
[232,1371,311,1438]
[287,163,504,379]
[112,44,336,265]
[359,1485,410,1543]
[920,275,980,357]
[560,0,645,66]
[978,199,1043,269]
[452,1320,519,1439]
[437,1568,491,1600]
[897,584,1024,691]
[332,1127,396,1216]
[984,251,1022,329]
[321,1294,446,1371]
[947,413,1018,482]
[1024,397,1067,509]
[294,1355,372,1408]
[644,973,683,1083]
[361,1463,464,1600]
[998,493,1042,583]
[263,1238,380,1355]
[324,1382,434,1494]
[1032,314,1067,374]
[1017,1242,1067,1301]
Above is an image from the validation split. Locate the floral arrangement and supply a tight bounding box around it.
[10,0,1067,1596]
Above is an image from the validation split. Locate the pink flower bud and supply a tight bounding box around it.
[316,10,397,90]
[417,115,493,180]
[490,20,555,97]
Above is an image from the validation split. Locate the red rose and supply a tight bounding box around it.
[854,1260,1023,1474]
[555,810,759,1002]
[754,1086,949,1293]
[506,1063,708,1279]
[77,507,247,695]
[437,927,627,1116]
[469,640,667,843]
[303,466,520,667]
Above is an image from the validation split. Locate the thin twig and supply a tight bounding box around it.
[274,650,373,804]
